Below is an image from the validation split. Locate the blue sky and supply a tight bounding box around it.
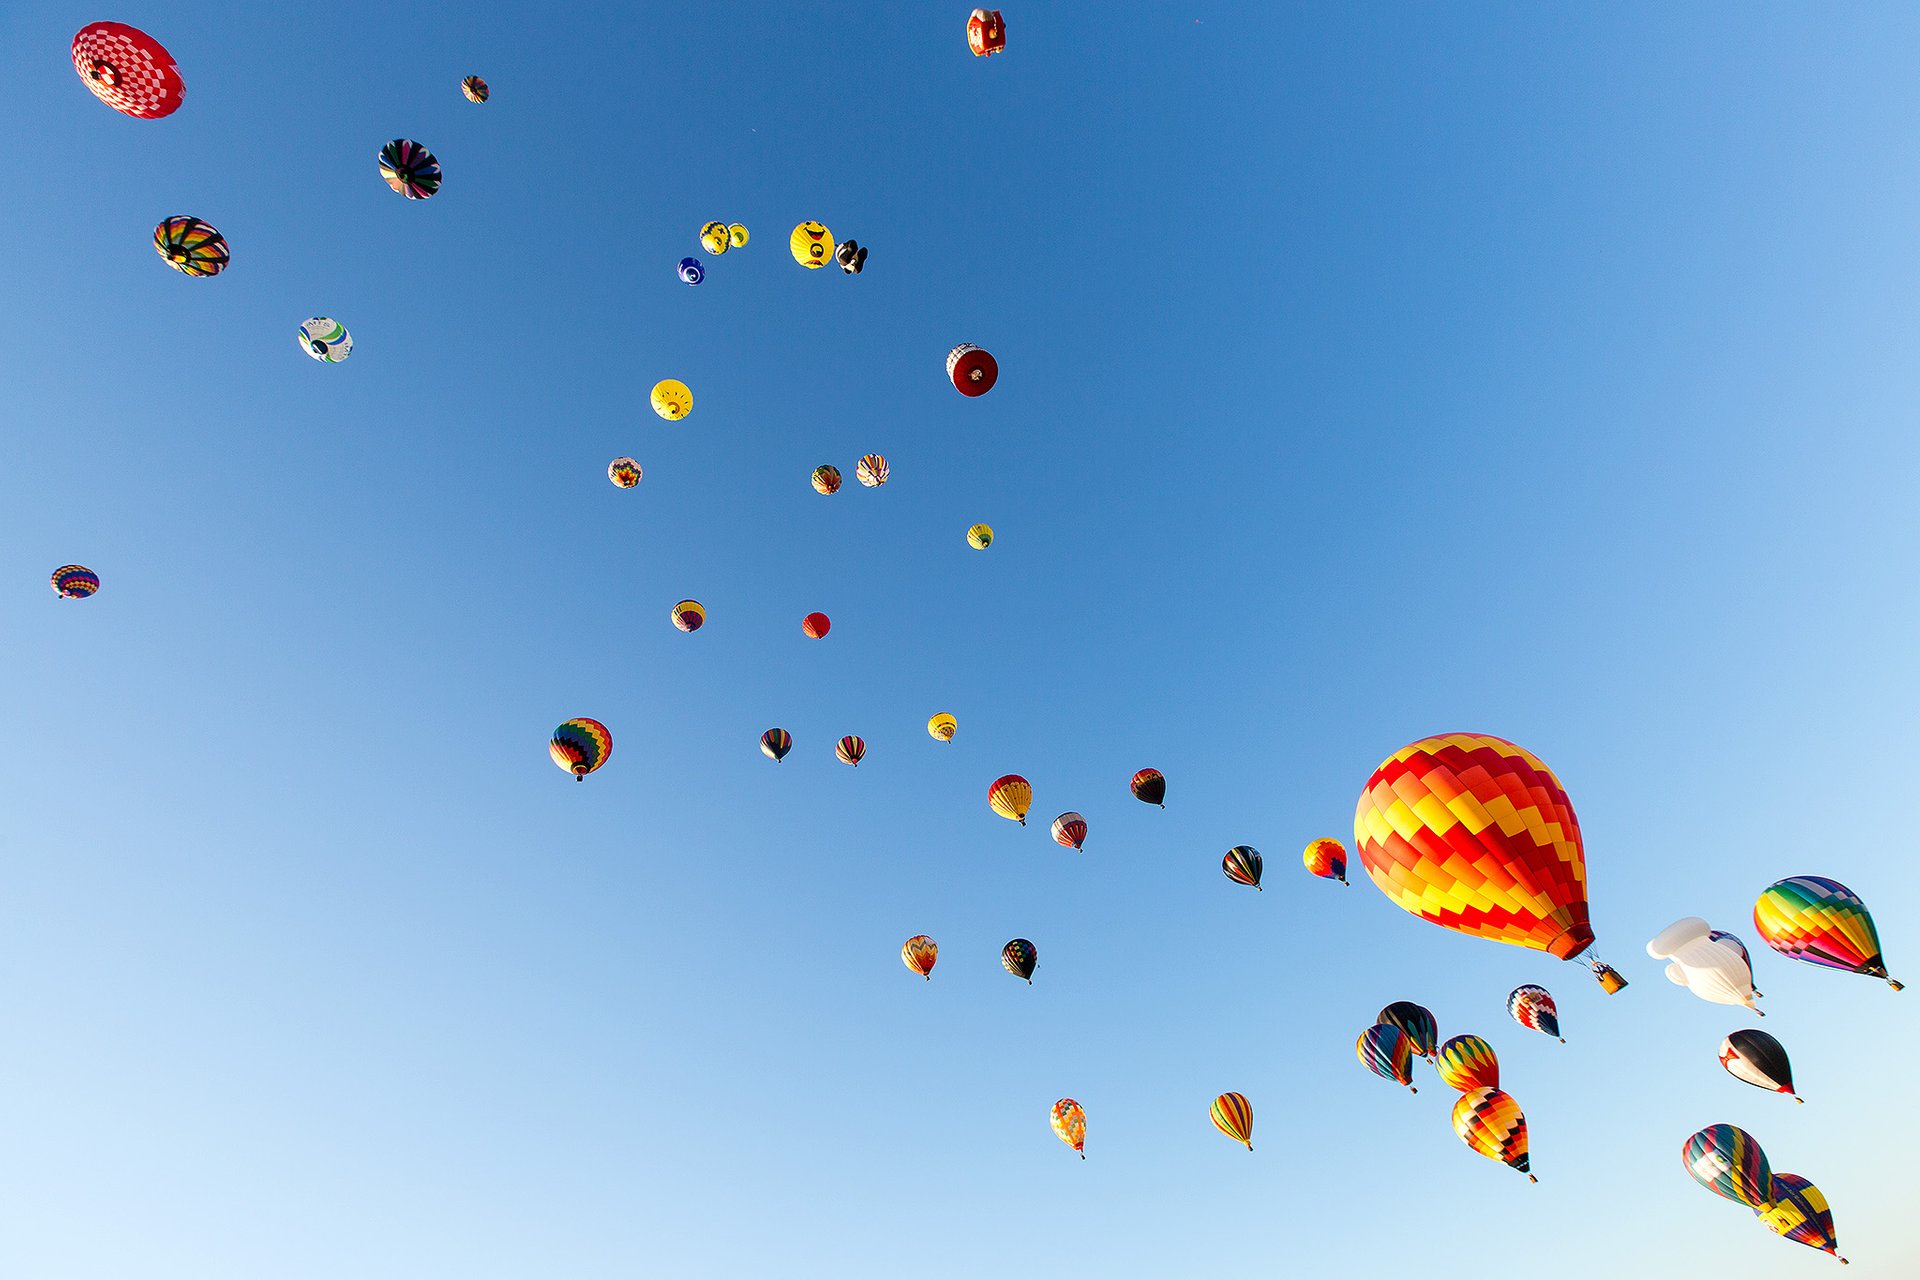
[4,2,1918,1275]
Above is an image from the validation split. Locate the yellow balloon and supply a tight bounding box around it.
[699,222,730,255]
[651,379,693,421]
[928,713,957,743]
[728,223,749,248]
[967,523,994,549]
[790,221,835,269]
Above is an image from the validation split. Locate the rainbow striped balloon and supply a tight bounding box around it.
[1356,1024,1417,1093]
[549,717,611,781]
[1436,1034,1500,1093]
[1753,876,1901,990]
[1209,1092,1253,1150]
[1682,1124,1772,1209]
[1377,1001,1438,1060]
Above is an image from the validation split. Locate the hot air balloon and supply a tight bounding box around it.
[948,344,998,396]
[790,221,834,268]
[1051,812,1086,851]
[1710,931,1763,997]
[1050,1099,1086,1158]
[1454,1088,1534,1181]
[1436,1034,1500,1093]
[1356,1024,1417,1093]
[902,935,937,979]
[1303,837,1349,884]
[835,736,866,766]
[677,257,704,285]
[1355,733,1627,992]
[803,612,831,639]
[856,455,889,487]
[378,139,441,199]
[811,465,842,495]
[672,600,705,632]
[1649,917,1762,1013]
[461,75,489,103]
[154,216,227,277]
[1222,846,1262,890]
[759,728,791,763]
[1378,1001,1439,1062]
[834,239,868,274]
[608,458,642,488]
[1758,1173,1846,1264]
[1754,876,1901,990]
[1210,1092,1253,1150]
[1720,1030,1801,1102]
[989,775,1032,825]
[1130,768,1166,808]
[51,565,99,599]
[550,717,611,781]
[72,22,184,119]
[967,524,994,549]
[700,222,731,255]
[297,318,351,363]
[927,713,957,743]
[651,379,693,421]
[1682,1124,1772,1209]
[1508,985,1562,1042]
[1002,938,1036,983]
[728,224,749,248]
[967,8,1007,56]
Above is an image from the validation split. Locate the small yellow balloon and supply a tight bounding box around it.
[728,223,749,248]
[967,523,994,549]
[651,379,693,421]
[790,221,835,269]
[700,222,730,255]
[928,713,957,743]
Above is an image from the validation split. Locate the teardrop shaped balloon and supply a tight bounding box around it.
[1209,1092,1253,1150]
[1757,1173,1846,1264]
[1682,1124,1772,1209]
[1508,985,1563,1042]
[989,775,1032,825]
[901,935,937,979]
[1222,845,1262,890]
[967,523,994,549]
[549,717,611,781]
[759,728,791,763]
[1719,1029,1800,1102]
[1377,1001,1438,1061]
[154,216,228,277]
[1001,938,1036,983]
[1355,734,1626,991]
[651,379,693,421]
[835,735,866,766]
[72,23,184,119]
[1051,811,1086,851]
[1303,837,1349,884]
[297,317,351,363]
[927,713,957,743]
[856,455,889,487]
[803,612,831,639]
[608,457,642,488]
[1356,1024,1417,1092]
[378,139,441,199]
[1754,876,1901,989]
[1050,1098,1086,1158]
[671,600,705,632]
[1436,1034,1500,1093]
[811,464,842,495]
[1454,1088,1534,1181]
[51,565,100,599]
[1130,768,1166,807]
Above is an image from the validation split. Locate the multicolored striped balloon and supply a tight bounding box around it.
[1377,1001,1438,1061]
[154,216,228,277]
[989,775,1032,825]
[1130,768,1166,807]
[1436,1034,1500,1093]
[461,75,489,103]
[1050,1098,1085,1158]
[835,735,866,766]
[51,565,100,599]
[378,139,441,199]
[549,717,611,781]
[1758,1173,1845,1263]
[1222,845,1262,890]
[1508,985,1563,1042]
[856,454,889,487]
[1356,1024,1417,1093]
[1001,938,1036,983]
[1682,1124,1772,1209]
[1209,1092,1253,1150]
[901,935,937,979]
[1754,876,1901,990]
[672,600,705,632]
[811,465,841,495]
[608,457,641,488]
[1454,1088,1534,1181]
[1051,811,1086,850]
[759,728,791,763]
[1303,836,1348,884]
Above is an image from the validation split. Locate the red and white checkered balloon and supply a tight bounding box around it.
[72,22,184,120]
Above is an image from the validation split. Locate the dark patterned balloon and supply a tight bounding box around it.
[154,216,228,277]
[52,565,100,599]
[1001,938,1037,983]
[379,139,441,199]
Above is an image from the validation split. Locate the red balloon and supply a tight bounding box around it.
[72,22,184,119]
[803,612,831,639]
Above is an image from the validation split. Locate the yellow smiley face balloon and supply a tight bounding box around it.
[651,379,693,420]
[700,222,731,255]
[790,221,835,269]
[728,223,749,248]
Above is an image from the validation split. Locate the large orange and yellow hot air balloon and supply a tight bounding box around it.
[989,774,1032,825]
[1353,733,1626,992]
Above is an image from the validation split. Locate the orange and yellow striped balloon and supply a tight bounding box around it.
[671,599,705,632]
[1209,1092,1253,1149]
[901,935,937,979]
[1302,837,1348,885]
[989,774,1032,825]
[1050,1098,1086,1158]
[1452,1087,1534,1181]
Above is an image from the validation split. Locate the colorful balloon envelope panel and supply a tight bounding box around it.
[550,717,611,780]
[1001,938,1036,983]
[72,22,183,119]
[835,735,866,766]
[1719,1029,1800,1102]
[52,565,100,599]
[1050,1099,1086,1158]
[989,775,1032,824]
[967,523,994,549]
[651,379,693,421]
[1682,1124,1772,1209]
[1209,1092,1252,1149]
[378,139,441,199]
[1754,876,1901,989]
[608,457,642,488]
[1758,1173,1845,1263]
[967,8,1007,56]
[297,317,351,363]
[902,934,937,979]
[927,713,957,743]
[855,455,889,487]
[811,465,842,495]
[802,612,831,639]
[154,216,227,277]
[1051,812,1086,850]
[1130,768,1166,807]
[790,221,834,268]
[1222,845,1262,890]
[1508,985,1562,1042]
[1356,1024,1417,1093]
[672,600,705,632]
[1453,1088,1533,1181]
[1377,1001,1438,1061]
[947,343,998,396]
[759,728,791,762]
[461,75,489,103]
[1355,734,1618,983]
[1436,1034,1499,1093]
[1302,836,1349,884]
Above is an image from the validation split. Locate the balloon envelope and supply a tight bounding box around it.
[378,139,441,199]
[856,455,889,487]
[901,935,937,978]
[1758,1173,1845,1262]
[1436,1034,1500,1093]
[802,612,831,639]
[154,216,228,277]
[1209,1093,1253,1149]
[1453,1088,1533,1179]
[1356,1024,1417,1090]
[1303,837,1348,883]
[967,523,994,549]
[790,221,835,268]
[72,22,184,119]
[835,736,866,766]
[1508,985,1562,1041]
[1754,876,1900,988]
[52,565,100,599]
[1682,1124,1772,1209]
[608,458,642,488]
[550,717,611,780]
[927,713,957,743]
[297,317,351,363]
[989,775,1032,824]
[1051,812,1086,850]
[1001,938,1037,982]
[1050,1099,1086,1157]
[461,75,489,103]
[1719,1029,1798,1100]
[1130,768,1166,807]
[1377,1001,1438,1059]
[811,465,841,495]
[651,379,693,421]
[1222,846,1262,890]
[759,728,791,762]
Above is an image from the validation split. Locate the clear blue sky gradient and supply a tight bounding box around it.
[4,3,1918,1276]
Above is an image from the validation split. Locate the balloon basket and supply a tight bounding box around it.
[1595,964,1629,994]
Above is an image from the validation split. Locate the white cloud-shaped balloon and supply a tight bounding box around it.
[1646,917,1763,1013]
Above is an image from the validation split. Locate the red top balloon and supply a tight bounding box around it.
[72,23,184,119]
[803,612,831,639]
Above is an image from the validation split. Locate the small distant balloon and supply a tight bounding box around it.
[927,713,957,743]
[1720,1029,1801,1102]
[947,343,998,396]
[297,317,351,362]
[378,139,441,199]
[1002,938,1037,983]
[1508,985,1562,1042]
[672,600,705,632]
[700,222,731,255]
[550,717,611,781]
[154,216,227,277]
[1051,812,1086,851]
[678,257,704,285]
[1130,768,1166,808]
[835,735,866,766]
[856,455,889,487]
[1222,846,1262,890]
[1303,837,1349,885]
[728,223,749,248]
[461,75,489,103]
[967,8,1008,57]
[759,728,792,763]
[1209,1092,1253,1150]
[811,465,842,495]
[651,379,693,421]
[834,239,868,274]
[1356,1024,1417,1093]
[967,523,994,549]
[52,565,100,599]
[902,935,937,979]
[608,457,642,488]
[1050,1099,1086,1158]
[989,775,1032,825]
[803,612,831,639]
